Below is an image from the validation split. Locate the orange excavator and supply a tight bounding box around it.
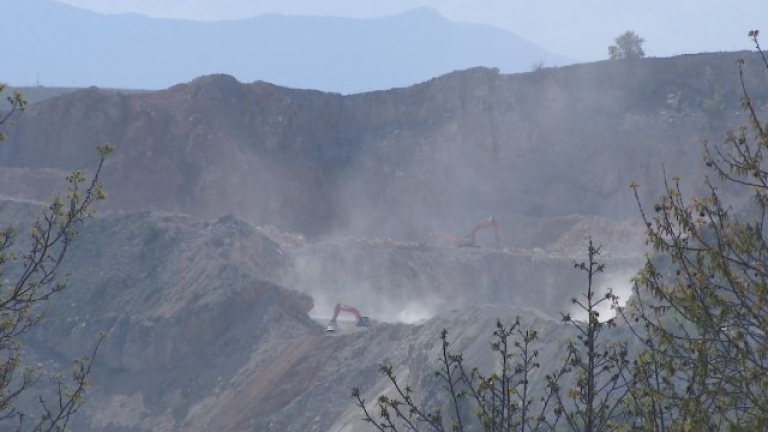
[326,303,378,332]
[450,216,500,248]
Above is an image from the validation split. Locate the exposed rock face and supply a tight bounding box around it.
[3,52,766,241]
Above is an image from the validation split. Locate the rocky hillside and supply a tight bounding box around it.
[2,51,767,431]
[0,202,311,431]
[0,197,640,432]
[2,51,767,242]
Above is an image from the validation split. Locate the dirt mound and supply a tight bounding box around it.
[2,203,643,432]
[6,207,316,431]
[543,215,647,258]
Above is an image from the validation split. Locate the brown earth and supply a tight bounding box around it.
[185,334,343,432]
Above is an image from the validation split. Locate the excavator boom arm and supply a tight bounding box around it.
[464,216,500,247]
[333,303,362,320]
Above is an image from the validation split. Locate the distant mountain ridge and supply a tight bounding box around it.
[3,1,570,93]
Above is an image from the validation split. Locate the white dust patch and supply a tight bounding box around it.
[307,288,440,325]
[569,268,636,323]
[394,301,434,324]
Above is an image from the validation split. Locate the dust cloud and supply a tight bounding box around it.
[568,267,638,323]
[286,243,448,324]
[271,63,728,327]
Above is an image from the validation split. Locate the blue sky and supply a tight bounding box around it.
[55,0,767,61]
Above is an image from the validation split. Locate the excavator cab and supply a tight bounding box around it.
[325,317,337,332]
[357,317,372,327]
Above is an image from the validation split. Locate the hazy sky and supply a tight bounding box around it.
[55,0,767,61]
